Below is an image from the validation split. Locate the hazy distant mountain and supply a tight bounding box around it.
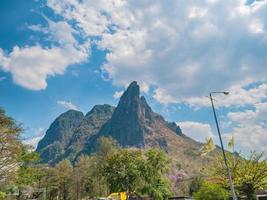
[37,81,214,174]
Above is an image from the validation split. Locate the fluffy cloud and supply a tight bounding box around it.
[227,102,267,152]
[47,0,267,106]
[23,128,45,149]
[57,100,78,110]
[0,20,89,90]
[178,121,214,143]
[180,82,267,109]
[45,1,267,152]
[113,91,124,99]
[23,135,44,149]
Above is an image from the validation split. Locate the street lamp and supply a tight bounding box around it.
[209,92,237,200]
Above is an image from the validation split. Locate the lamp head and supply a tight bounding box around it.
[223,92,230,95]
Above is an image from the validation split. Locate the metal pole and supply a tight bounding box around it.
[209,93,238,200]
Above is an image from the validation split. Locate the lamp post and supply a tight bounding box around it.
[209,92,237,200]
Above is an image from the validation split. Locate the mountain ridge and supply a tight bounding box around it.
[37,81,213,175]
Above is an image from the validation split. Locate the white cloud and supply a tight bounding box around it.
[181,83,267,109]
[178,121,214,143]
[113,91,123,99]
[45,0,267,107]
[23,135,44,149]
[23,128,45,149]
[57,100,78,110]
[0,20,89,90]
[227,102,267,152]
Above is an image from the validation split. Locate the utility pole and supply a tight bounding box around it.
[209,92,238,200]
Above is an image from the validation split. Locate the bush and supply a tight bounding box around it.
[189,176,204,196]
[0,192,5,200]
[193,182,229,200]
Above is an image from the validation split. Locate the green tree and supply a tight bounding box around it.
[100,147,171,200]
[193,182,229,200]
[37,166,59,200]
[55,159,73,200]
[16,146,41,187]
[139,149,171,200]
[94,136,118,157]
[208,151,267,199]
[73,155,93,200]
[189,176,204,196]
[89,136,119,197]
[101,148,143,193]
[0,108,23,185]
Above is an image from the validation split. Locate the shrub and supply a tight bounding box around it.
[193,182,229,200]
[189,176,204,196]
[0,192,5,200]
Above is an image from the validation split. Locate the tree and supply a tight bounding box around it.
[101,148,143,193]
[99,147,171,200]
[189,176,204,196]
[234,152,267,199]
[0,108,23,184]
[89,136,119,197]
[16,146,41,187]
[55,160,73,200]
[73,155,93,200]
[193,182,229,200]
[139,149,171,200]
[208,151,267,199]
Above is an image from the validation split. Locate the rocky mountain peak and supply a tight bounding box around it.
[37,81,191,166]
[118,81,140,106]
[103,81,145,147]
[86,104,115,117]
[36,109,84,163]
[37,110,84,150]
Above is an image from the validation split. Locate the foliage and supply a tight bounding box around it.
[101,148,143,193]
[140,149,171,200]
[207,151,267,199]
[0,108,23,184]
[0,116,172,200]
[200,138,215,156]
[0,192,5,200]
[189,176,204,196]
[193,182,229,200]
[99,144,171,200]
[72,155,92,199]
[16,146,41,186]
[55,159,73,200]
[94,136,118,157]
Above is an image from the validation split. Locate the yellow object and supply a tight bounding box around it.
[200,137,215,156]
[107,192,127,200]
[228,135,235,149]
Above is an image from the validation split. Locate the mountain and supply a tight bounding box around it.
[36,105,115,164]
[63,104,115,161]
[37,81,214,174]
[36,110,84,163]
[82,81,184,154]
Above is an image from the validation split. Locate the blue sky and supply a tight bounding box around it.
[0,0,267,154]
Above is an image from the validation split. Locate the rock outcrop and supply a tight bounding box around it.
[37,81,212,175]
